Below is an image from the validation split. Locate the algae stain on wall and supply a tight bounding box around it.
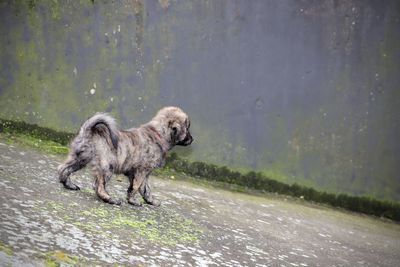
[0,0,399,201]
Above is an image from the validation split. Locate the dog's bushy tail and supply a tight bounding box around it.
[74,113,119,150]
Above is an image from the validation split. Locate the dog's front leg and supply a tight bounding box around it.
[127,170,147,206]
[140,176,161,207]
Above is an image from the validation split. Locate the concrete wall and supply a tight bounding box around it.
[1,0,399,201]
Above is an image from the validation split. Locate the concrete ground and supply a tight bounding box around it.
[0,141,399,266]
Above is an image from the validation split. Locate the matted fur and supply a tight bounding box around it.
[57,106,193,206]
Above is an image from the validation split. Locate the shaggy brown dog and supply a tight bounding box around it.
[57,107,193,206]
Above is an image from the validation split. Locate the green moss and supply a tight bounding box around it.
[66,204,203,246]
[47,201,65,211]
[80,187,93,194]
[0,242,13,256]
[81,207,110,217]
[44,251,80,267]
[0,118,74,145]
[0,132,69,155]
[112,214,202,246]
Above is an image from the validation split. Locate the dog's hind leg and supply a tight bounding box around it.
[139,176,161,207]
[94,170,121,205]
[127,170,147,206]
[58,155,87,190]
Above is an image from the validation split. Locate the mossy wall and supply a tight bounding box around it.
[0,0,399,201]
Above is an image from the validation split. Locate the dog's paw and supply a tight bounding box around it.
[146,199,161,207]
[127,198,142,207]
[63,181,80,191]
[108,198,122,205]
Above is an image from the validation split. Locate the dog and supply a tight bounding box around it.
[57,106,193,206]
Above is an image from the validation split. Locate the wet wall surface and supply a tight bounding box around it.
[0,0,399,200]
[0,141,400,266]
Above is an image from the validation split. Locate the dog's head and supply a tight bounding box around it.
[154,106,193,147]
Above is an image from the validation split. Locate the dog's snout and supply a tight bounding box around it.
[186,133,193,145]
[185,138,193,145]
[177,132,193,146]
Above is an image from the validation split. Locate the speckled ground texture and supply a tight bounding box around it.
[0,142,399,267]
